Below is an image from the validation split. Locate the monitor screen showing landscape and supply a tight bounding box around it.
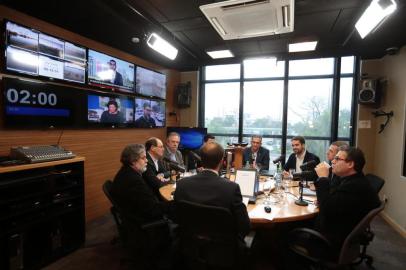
[5,21,86,83]
[135,66,166,99]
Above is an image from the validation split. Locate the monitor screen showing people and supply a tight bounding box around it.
[88,49,135,92]
[134,98,165,128]
[88,94,134,125]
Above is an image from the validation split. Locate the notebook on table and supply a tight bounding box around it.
[235,168,258,204]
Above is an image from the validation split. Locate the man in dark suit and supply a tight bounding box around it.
[174,141,250,238]
[107,59,123,86]
[314,147,380,251]
[111,144,171,268]
[134,102,156,128]
[283,136,320,180]
[242,135,270,170]
[143,137,171,199]
[325,141,348,191]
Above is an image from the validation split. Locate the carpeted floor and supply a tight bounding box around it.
[43,214,406,270]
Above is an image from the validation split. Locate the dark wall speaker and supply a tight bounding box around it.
[358,79,380,105]
[176,81,192,108]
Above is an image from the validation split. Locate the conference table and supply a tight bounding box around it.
[159,176,319,227]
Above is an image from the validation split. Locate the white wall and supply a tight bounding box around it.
[359,46,406,236]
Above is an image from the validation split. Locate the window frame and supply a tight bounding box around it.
[199,56,359,160]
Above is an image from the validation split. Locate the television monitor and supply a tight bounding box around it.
[87,94,134,126]
[88,50,135,93]
[3,77,86,128]
[166,127,207,150]
[135,66,166,99]
[134,97,166,128]
[4,21,86,83]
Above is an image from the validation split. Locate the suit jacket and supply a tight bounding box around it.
[314,172,380,248]
[134,116,156,128]
[174,170,250,237]
[143,152,171,199]
[283,150,320,181]
[113,71,123,86]
[163,147,184,171]
[111,165,166,225]
[242,146,270,170]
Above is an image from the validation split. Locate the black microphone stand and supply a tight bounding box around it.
[295,178,308,206]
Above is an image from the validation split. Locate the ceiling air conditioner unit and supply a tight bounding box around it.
[200,0,294,40]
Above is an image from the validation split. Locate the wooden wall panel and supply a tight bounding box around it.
[0,6,181,222]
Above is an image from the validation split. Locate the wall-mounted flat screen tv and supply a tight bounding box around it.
[4,21,86,84]
[2,77,86,128]
[134,97,165,128]
[135,66,166,99]
[87,94,134,127]
[166,127,207,150]
[88,50,135,93]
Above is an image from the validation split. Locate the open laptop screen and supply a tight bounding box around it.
[235,168,257,198]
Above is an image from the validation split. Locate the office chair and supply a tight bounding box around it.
[175,200,250,270]
[365,173,385,193]
[102,180,170,269]
[102,180,125,245]
[289,201,385,269]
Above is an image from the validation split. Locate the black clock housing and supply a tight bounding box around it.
[2,77,87,128]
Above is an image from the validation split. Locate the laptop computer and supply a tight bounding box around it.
[234,168,258,204]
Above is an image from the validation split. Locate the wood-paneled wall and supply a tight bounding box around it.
[0,6,181,222]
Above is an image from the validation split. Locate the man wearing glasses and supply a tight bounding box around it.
[143,137,171,199]
[314,146,380,250]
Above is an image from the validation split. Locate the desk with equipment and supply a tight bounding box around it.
[0,153,85,270]
[159,174,318,227]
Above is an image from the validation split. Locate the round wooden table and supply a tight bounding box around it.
[159,180,318,226]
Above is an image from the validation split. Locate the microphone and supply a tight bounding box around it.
[189,151,201,161]
[272,155,285,164]
[300,160,317,170]
[162,157,186,173]
[292,171,315,180]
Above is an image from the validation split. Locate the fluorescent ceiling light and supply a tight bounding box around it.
[207,50,234,59]
[146,33,178,60]
[288,41,318,52]
[355,0,397,39]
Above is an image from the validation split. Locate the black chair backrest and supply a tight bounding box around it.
[338,201,385,264]
[102,180,125,238]
[176,200,239,267]
[365,173,385,193]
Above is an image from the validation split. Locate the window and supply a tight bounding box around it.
[287,79,333,137]
[244,59,284,78]
[289,58,334,76]
[338,78,354,138]
[205,64,240,80]
[243,81,284,136]
[204,82,240,134]
[201,56,357,160]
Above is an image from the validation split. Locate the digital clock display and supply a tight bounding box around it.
[3,78,87,128]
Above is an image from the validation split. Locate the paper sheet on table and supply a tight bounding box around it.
[258,180,274,192]
[235,170,257,197]
[248,204,281,221]
[242,197,249,206]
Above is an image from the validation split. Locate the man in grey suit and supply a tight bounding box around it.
[163,132,184,171]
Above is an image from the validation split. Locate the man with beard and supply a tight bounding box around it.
[283,136,320,180]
